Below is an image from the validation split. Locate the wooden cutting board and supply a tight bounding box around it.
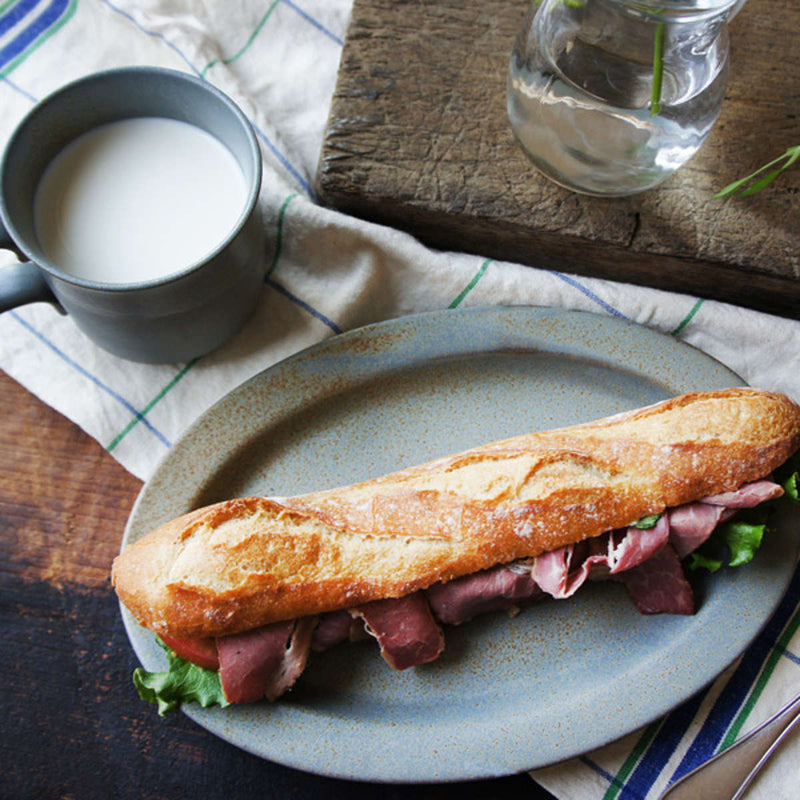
[316,0,800,319]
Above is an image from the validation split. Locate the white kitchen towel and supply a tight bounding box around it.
[1,2,798,798]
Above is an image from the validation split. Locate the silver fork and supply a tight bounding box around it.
[658,690,800,800]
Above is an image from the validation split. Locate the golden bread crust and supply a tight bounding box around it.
[112,388,800,638]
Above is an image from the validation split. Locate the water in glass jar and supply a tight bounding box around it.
[507,0,733,196]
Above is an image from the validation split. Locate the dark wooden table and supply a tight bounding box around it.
[0,368,555,800]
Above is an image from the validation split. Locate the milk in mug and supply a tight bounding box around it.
[33,117,249,285]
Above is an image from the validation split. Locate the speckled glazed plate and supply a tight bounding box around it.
[120,306,799,782]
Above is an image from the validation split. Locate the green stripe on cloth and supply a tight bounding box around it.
[449,259,492,308]
[201,0,281,76]
[0,0,77,78]
[602,720,663,800]
[265,192,298,279]
[720,604,800,748]
[670,299,704,336]
[106,358,198,453]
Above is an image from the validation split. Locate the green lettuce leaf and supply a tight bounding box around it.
[686,458,800,572]
[775,452,799,505]
[687,551,723,573]
[633,513,662,529]
[133,639,229,716]
[782,470,799,505]
[687,499,773,572]
[721,520,766,567]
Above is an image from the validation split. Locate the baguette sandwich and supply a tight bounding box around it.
[113,388,800,713]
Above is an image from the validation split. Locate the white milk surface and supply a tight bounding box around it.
[34,117,249,285]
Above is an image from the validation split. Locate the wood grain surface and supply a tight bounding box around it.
[0,369,554,800]
[317,0,800,318]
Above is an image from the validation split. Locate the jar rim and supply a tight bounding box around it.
[613,0,743,11]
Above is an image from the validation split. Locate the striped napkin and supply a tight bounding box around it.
[1,2,798,798]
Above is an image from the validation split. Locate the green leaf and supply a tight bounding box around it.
[772,451,800,505]
[713,174,755,199]
[714,145,800,199]
[721,520,765,567]
[633,513,663,529]
[738,169,785,197]
[782,471,799,505]
[684,467,800,572]
[133,639,229,716]
[783,146,800,169]
[686,506,770,572]
[687,552,723,572]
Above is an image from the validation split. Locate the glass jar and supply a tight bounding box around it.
[506,0,744,196]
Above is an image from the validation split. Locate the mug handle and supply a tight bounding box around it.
[0,218,58,312]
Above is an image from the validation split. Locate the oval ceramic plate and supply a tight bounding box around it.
[121,306,799,782]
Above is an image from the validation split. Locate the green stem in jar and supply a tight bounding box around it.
[650,20,665,115]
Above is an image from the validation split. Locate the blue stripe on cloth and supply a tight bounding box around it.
[667,562,800,783]
[281,0,344,46]
[616,690,708,799]
[252,123,315,198]
[580,756,618,785]
[266,277,342,334]
[0,0,41,37]
[100,0,203,77]
[780,646,800,666]
[9,311,172,449]
[0,0,69,70]
[0,71,38,102]
[100,0,315,198]
[547,271,630,320]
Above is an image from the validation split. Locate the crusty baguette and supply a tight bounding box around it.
[112,388,800,639]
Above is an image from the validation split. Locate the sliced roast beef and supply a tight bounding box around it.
[217,617,316,703]
[353,592,444,670]
[607,515,671,573]
[668,502,728,559]
[533,516,670,599]
[426,561,542,625]
[532,542,589,599]
[311,610,368,652]
[269,616,317,701]
[699,479,783,508]
[621,544,695,615]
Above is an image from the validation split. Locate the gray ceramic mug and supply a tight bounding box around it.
[0,67,264,363]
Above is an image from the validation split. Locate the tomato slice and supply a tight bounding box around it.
[160,634,220,671]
